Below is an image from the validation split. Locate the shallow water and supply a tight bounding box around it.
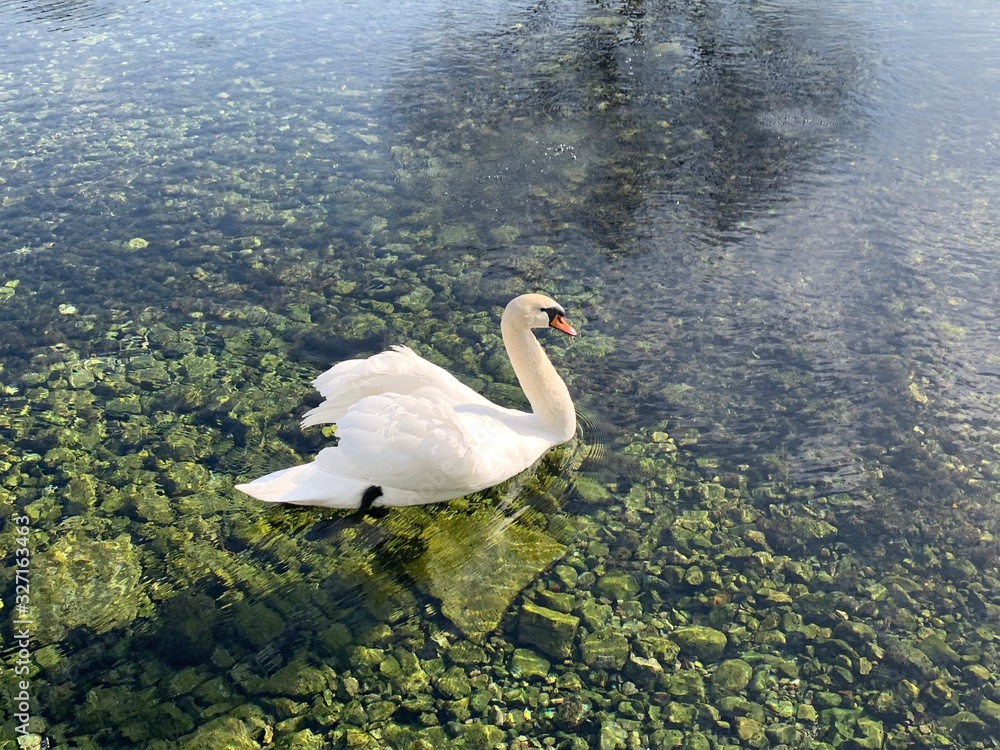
[2,0,1000,747]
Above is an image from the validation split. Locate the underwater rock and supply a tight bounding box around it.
[434,665,472,700]
[854,717,886,748]
[232,601,285,649]
[669,625,727,662]
[635,635,681,665]
[579,629,630,670]
[663,670,706,702]
[882,637,935,678]
[155,592,219,666]
[573,475,614,505]
[455,723,505,749]
[797,704,819,722]
[598,719,628,750]
[735,716,766,745]
[916,634,962,666]
[263,662,330,697]
[761,505,838,552]
[978,698,1000,725]
[178,716,259,750]
[624,653,663,688]
[594,572,641,601]
[510,648,551,679]
[711,659,753,695]
[33,530,148,642]
[412,508,567,641]
[518,602,580,660]
[940,711,988,740]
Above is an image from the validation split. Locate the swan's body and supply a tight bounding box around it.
[235,294,577,508]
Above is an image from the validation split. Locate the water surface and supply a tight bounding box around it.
[2,0,1000,747]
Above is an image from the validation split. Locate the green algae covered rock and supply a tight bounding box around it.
[711,659,753,695]
[33,529,148,642]
[916,634,961,666]
[263,662,329,696]
[940,711,988,740]
[412,507,567,641]
[232,600,285,648]
[735,716,765,745]
[456,722,506,749]
[669,625,728,662]
[580,628,630,670]
[595,571,641,601]
[510,648,551,679]
[979,698,1000,725]
[178,716,259,750]
[435,665,472,699]
[663,670,706,702]
[519,602,580,660]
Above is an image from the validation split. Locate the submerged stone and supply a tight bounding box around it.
[916,634,961,666]
[518,602,579,660]
[580,629,630,670]
[510,648,551,679]
[264,662,329,697]
[456,723,505,749]
[595,572,641,601]
[33,530,148,641]
[670,625,727,662]
[711,659,753,695]
[412,508,566,641]
[940,711,988,740]
[178,716,258,750]
[663,670,706,702]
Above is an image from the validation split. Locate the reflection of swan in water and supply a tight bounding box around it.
[237,294,578,509]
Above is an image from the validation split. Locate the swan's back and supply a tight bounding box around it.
[301,345,487,427]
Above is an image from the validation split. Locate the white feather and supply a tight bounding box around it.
[235,294,577,508]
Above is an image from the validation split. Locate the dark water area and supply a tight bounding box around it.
[2,0,1000,748]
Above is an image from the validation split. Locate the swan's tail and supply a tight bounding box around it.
[234,462,373,508]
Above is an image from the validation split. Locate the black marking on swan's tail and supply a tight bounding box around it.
[359,485,383,510]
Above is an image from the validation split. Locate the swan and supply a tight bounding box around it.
[235,293,577,508]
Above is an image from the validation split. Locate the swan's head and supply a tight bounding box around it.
[504,293,577,336]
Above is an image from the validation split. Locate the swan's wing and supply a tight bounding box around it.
[302,346,488,427]
[314,389,550,496]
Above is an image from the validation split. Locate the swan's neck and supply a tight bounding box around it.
[502,318,576,443]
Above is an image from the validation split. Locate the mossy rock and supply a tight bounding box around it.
[510,648,551,679]
[940,711,988,740]
[669,625,727,662]
[663,670,706,702]
[33,529,148,642]
[518,602,579,660]
[735,716,766,746]
[232,601,285,649]
[580,629,630,670]
[264,662,330,697]
[595,572,641,601]
[178,716,259,750]
[412,507,567,641]
[456,722,505,749]
[712,659,753,695]
[916,634,961,666]
[434,665,472,700]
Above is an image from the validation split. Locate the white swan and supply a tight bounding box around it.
[235,293,577,508]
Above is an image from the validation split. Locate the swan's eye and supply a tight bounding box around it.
[541,306,565,322]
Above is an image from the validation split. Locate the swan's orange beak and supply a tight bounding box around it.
[550,314,577,336]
